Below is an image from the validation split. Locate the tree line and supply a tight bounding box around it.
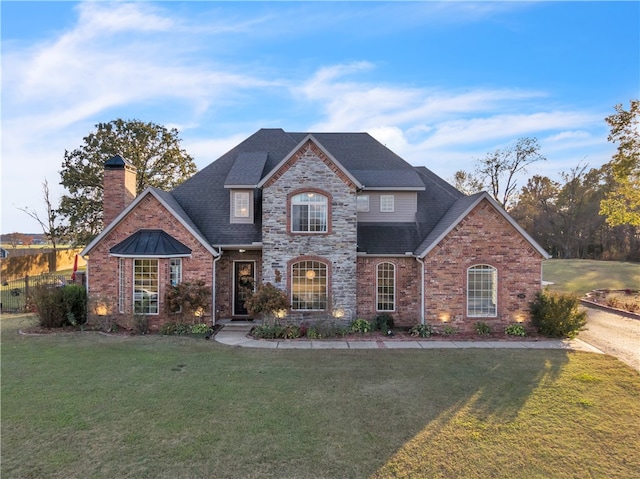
[452,100,639,260]
[20,101,639,260]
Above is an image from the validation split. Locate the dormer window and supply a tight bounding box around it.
[291,192,328,233]
[230,190,253,224]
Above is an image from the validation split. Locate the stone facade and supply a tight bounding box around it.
[261,140,358,320]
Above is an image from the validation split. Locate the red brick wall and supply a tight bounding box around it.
[356,256,422,327]
[87,193,214,331]
[214,250,262,319]
[422,198,544,333]
[103,166,137,226]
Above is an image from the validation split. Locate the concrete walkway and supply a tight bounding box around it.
[214,322,603,353]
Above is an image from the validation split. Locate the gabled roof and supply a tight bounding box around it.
[414,192,551,259]
[224,151,269,188]
[110,229,191,257]
[81,188,218,257]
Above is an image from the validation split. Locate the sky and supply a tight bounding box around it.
[2,1,639,234]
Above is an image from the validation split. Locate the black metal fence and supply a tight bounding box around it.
[0,273,76,313]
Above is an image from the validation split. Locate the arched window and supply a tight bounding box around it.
[291,260,327,310]
[291,192,328,232]
[467,265,497,317]
[377,262,395,311]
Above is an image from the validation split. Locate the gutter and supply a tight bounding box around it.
[211,247,223,326]
[415,256,425,325]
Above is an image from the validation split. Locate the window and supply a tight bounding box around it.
[377,262,395,311]
[170,258,182,286]
[118,258,125,313]
[357,195,369,212]
[467,265,497,317]
[380,195,394,212]
[234,191,250,218]
[291,193,328,232]
[291,260,327,310]
[134,259,159,315]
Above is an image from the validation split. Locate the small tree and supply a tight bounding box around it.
[165,280,212,323]
[244,283,290,325]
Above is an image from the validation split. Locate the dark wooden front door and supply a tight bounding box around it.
[234,261,254,316]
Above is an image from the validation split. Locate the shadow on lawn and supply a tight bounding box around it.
[366,349,571,478]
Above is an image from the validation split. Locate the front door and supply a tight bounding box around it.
[234,261,255,316]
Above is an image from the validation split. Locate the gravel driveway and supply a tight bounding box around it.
[578,306,640,372]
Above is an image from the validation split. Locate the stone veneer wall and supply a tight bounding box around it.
[87,194,214,331]
[422,198,544,333]
[261,140,358,320]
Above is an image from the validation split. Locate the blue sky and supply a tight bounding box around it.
[2,1,638,234]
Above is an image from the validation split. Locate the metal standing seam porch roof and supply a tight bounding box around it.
[109,229,192,257]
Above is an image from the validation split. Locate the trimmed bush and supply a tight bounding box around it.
[349,318,372,334]
[530,291,587,338]
[372,313,394,332]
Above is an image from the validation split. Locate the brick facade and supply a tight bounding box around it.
[103,164,137,226]
[421,198,543,333]
[87,194,214,331]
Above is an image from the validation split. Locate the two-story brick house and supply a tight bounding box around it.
[81,128,549,332]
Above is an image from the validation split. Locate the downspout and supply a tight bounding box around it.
[82,255,90,325]
[415,256,425,325]
[211,247,222,326]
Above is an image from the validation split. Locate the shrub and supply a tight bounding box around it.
[251,324,285,339]
[474,321,491,336]
[32,284,87,328]
[372,313,394,332]
[350,318,372,334]
[166,281,212,321]
[160,322,192,335]
[244,283,289,324]
[441,325,458,335]
[505,323,527,337]
[409,323,434,338]
[530,291,587,338]
[190,323,211,334]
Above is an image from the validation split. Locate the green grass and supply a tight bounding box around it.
[543,259,640,295]
[2,314,639,478]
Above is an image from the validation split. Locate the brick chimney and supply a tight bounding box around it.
[103,154,137,227]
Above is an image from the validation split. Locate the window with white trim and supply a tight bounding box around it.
[134,259,159,315]
[118,258,125,313]
[467,265,497,317]
[234,191,250,218]
[380,195,394,212]
[291,260,327,310]
[377,262,395,311]
[291,193,328,233]
[170,258,182,286]
[357,195,369,212]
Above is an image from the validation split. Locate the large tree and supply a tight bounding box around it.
[452,137,545,210]
[19,180,66,252]
[59,119,197,244]
[599,100,640,226]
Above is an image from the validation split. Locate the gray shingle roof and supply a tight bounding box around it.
[170,128,465,252]
[110,229,191,257]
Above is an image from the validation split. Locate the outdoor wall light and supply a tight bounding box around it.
[439,313,450,322]
[275,309,287,319]
[332,308,345,319]
[95,303,108,316]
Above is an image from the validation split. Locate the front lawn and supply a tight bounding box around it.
[2,314,639,478]
[543,259,640,295]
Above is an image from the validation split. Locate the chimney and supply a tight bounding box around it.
[103,154,137,227]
